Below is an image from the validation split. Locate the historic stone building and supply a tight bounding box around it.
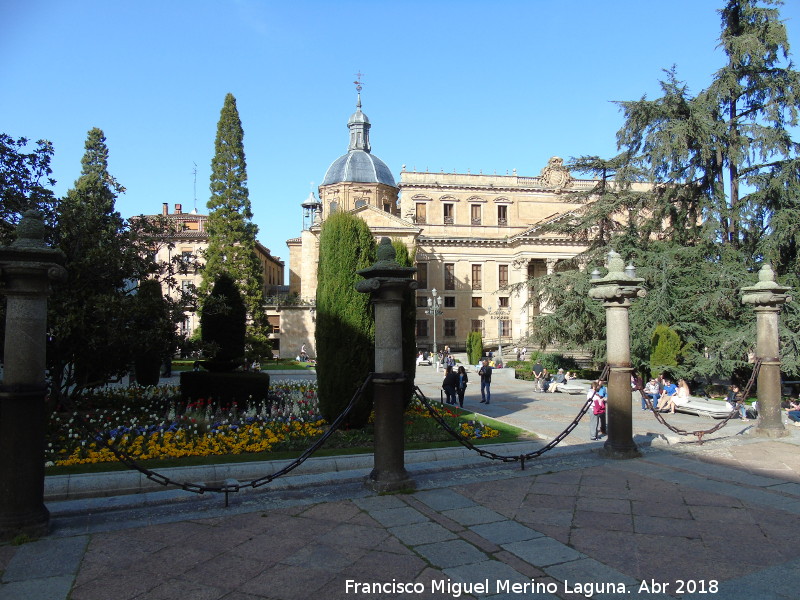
[285,92,604,356]
[147,202,284,336]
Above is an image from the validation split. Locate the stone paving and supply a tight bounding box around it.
[2,363,800,599]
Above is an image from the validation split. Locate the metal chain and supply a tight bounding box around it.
[70,374,374,498]
[412,381,597,470]
[642,359,762,444]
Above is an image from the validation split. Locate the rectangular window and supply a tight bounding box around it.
[471,319,484,333]
[444,263,455,290]
[416,295,428,308]
[443,203,454,224]
[499,296,509,308]
[383,203,391,212]
[497,205,508,226]
[415,203,427,224]
[416,319,429,337]
[471,296,482,308]
[500,319,511,337]
[471,264,482,290]
[444,319,456,338]
[444,296,455,308]
[471,204,481,225]
[267,315,280,334]
[181,280,192,293]
[416,262,428,289]
[498,265,508,288]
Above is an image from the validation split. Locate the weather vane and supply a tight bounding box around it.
[354,71,364,93]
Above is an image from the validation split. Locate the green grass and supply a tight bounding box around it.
[45,405,531,477]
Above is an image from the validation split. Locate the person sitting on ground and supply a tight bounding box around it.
[660,378,690,414]
[549,368,567,393]
[726,383,749,421]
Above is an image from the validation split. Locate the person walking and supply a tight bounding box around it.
[532,361,544,392]
[456,365,469,408]
[588,381,606,440]
[442,365,459,405]
[479,359,493,404]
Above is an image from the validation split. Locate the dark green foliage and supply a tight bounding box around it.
[392,239,417,404]
[649,324,683,378]
[201,93,266,338]
[180,371,270,410]
[201,273,246,371]
[520,0,799,379]
[0,134,57,246]
[49,128,146,394]
[466,331,483,365]
[536,353,581,373]
[131,279,175,386]
[315,212,376,428]
[0,134,58,361]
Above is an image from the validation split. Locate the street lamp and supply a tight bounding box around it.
[426,288,443,371]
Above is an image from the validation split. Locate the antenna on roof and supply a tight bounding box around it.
[192,162,197,212]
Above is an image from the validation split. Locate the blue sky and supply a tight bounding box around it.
[3,0,799,276]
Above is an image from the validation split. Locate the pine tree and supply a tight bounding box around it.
[315,212,376,427]
[202,93,266,341]
[50,128,139,393]
[523,0,799,379]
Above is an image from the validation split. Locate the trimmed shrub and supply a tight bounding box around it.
[466,331,483,365]
[649,323,682,378]
[315,212,376,428]
[201,273,246,372]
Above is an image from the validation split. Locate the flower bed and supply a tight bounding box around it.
[46,381,500,468]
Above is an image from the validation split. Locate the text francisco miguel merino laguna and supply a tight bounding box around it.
[344,578,687,597]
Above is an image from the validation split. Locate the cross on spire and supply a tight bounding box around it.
[354,71,364,93]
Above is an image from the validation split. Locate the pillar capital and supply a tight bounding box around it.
[588,250,646,306]
[741,263,791,309]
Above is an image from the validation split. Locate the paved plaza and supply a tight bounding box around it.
[2,363,800,600]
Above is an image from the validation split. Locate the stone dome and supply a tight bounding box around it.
[320,92,396,188]
[321,150,396,186]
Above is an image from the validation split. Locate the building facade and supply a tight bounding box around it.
[286,94,604,356]
[147,202,285,337]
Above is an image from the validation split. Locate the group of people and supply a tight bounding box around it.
[532,363,577,393]
[640,374,693,414]
[783,396,800,427]
[441,357,495,407]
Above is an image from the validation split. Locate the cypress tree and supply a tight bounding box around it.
[202,93,266,341]
[315,212,376,427]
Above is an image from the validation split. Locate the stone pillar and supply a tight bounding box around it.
[741,264,791,438]
[356,238,417,492]
[0,211,66,541]
[589,250,645,459]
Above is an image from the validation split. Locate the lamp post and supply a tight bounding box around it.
[426,288,443,371]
